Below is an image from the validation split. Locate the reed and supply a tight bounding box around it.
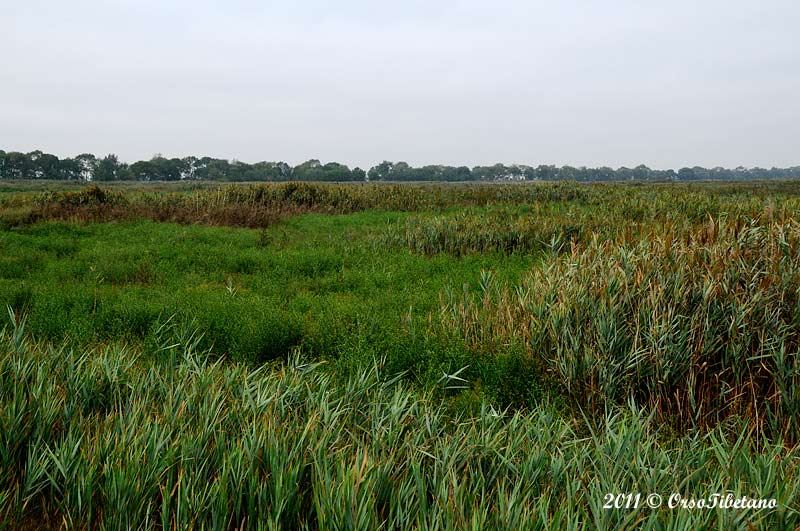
[440,216,800,439]
[22,182,592,229]
[1,317,798,529]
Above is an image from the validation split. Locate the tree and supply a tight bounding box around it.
[535,165,558,181]
[58,158,81,180]
[367,161,393,181]
[392,162,411,180]
[34,153,60,179]
[3,152,31,179]
[633,165,652,180]
[128,160,154,181]
[293,159,325,181]
[205,158,231,180]
[321,162,354,181]
[181,156,199,180]
[6,147,800,183]
[472,165,499,181]
[148,155,182,181]
[94,154,121,181]
[352,167,366,181]
[559,166,579,180]
[677,167,696,181]
[27,150,44,178]
[453,166,472,181]
[75,154,97,181]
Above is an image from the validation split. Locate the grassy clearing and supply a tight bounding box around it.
[0,212,536,405]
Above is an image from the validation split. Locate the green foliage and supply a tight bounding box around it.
[0,213,532,384]
[3,146,800,182]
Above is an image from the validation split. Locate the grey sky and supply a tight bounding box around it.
[2,0,798,169]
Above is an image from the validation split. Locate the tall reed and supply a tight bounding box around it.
[441,217,800,439]
[1,316,798,529]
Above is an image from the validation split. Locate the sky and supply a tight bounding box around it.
[1,0,798,170]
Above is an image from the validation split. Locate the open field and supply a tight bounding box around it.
[1,180,800,529]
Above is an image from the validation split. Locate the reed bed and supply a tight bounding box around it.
[380,185,800,257]
[380,207,588,257]
[1,316,798,530]
[5,180,800,234]
[440,216,800,439]
[12,182,592,229]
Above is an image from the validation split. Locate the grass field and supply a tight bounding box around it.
[1,180,799,529]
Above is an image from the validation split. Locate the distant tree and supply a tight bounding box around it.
[446,166,472,181]
[27,150,44,178]
[535,165,558,181]
[616,167,634,181]
[74,154,97,181]
[320,162,350,181]
[595,166,615,181]
[391,162,412,181]
[33,153,60,179]
[128,160,154,181]
[181,156,199,180]
[57,158,81,180]
[677,167,696,181]
[94,154,122,181]
[276,162,292,181]
[205,158,231,180]
[352,167,366,181]
[521,165,537,181]
[192,157,211,180]
[559,166,579,180]
[228,160,249,181]
[293,159,325,181]
[367,161,394,181]
[633,164,651,180]
[3,152,31,179]
[145,155,182,181]
[471,165,500,181]
[6,146,800,183]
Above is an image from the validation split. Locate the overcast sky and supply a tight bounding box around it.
[2,0,798,169]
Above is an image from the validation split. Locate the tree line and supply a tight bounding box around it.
[1,149,799,182]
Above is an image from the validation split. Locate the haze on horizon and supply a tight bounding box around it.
[1,0,798,171]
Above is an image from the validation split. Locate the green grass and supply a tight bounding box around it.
[0,212,536,401]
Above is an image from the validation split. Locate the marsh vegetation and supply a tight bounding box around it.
[1,180,799,529]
